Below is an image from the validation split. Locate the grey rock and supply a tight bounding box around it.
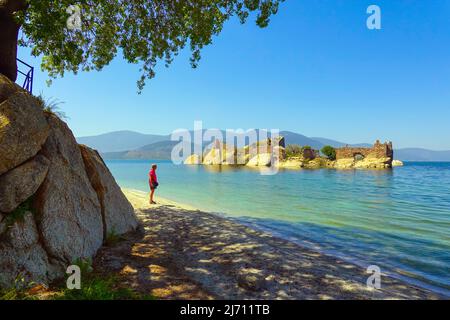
[80,145,138,237]
[0,212,50,287]
[34,114,104,265]
[0,154,50,213]
[0,74,22,104]
[0,91,49,176]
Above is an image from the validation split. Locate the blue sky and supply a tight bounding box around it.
[17,0,450,150]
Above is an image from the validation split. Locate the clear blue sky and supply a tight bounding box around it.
[17,0,450,150]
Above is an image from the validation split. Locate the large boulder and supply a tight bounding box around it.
[33,115,104,265]
[0,74,22,104]
[79,145,138,236]
[0,154,50,213]
[392,160,404,167]
[353,157,392,169]
[0,212,50,287]
[203,147,223,165]
[0,83,140,288]
[203,140,237,165]
[0,91,49,176]
[246,153,272,167]
[277,158,303,169]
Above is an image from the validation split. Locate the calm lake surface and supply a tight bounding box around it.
[106,160,450,296]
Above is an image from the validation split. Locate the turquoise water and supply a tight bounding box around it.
[106,160,450,296]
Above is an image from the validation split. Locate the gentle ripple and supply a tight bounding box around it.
[106,160,450,296]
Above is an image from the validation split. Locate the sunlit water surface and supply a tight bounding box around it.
[106,160,450,296]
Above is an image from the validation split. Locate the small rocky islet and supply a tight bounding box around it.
[185,137,404,170]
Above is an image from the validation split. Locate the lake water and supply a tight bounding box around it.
[106,160,450,296]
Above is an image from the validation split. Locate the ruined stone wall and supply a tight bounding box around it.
[335,140,393,160]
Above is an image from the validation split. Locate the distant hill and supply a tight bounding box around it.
[280,131,324,149]
[101,141,178,160]
[310,137,372,148]
[80,130,450,162]
[102,140,197,160]
[395,148,450,162]
[77,131,168,153]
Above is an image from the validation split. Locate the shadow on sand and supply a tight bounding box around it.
[93,205,441,300]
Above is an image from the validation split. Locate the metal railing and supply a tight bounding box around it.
[17,58,34,94]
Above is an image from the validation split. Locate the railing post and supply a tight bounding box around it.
[29,67,34,94]
[16,58,34,94]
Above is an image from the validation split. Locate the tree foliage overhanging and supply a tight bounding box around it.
[14,0,284,91]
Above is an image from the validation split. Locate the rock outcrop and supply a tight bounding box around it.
[0,154,50,213]
[392,160,404,167]
[353,157,392,169]
[184,154,202,165]
[80,145,138,236]
[33,114,104,266]
[0,212,51,287]
[246,153,272,167]
[0,74,138,288]
[184,137,397,170]
[191,137,286,167]
[277,158,303,169]
[202,141,237,165]
[0,88,49,176]
[277,141,395,170]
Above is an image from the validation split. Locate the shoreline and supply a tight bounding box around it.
[114,188,443,299]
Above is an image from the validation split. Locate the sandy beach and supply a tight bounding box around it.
[92,188,442,300]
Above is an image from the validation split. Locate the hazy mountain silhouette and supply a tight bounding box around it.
[77,130,450,162]
[77,130,168,153]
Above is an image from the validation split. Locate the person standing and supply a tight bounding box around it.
[149,164,158,204]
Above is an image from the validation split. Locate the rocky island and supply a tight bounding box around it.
[185,137,404,169]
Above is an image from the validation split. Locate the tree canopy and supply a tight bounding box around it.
[321,145,336,161]
[10,0,283,91]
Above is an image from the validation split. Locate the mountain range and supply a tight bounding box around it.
[76,131,450,162]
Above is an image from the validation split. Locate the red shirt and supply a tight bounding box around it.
[149,169,158,183]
